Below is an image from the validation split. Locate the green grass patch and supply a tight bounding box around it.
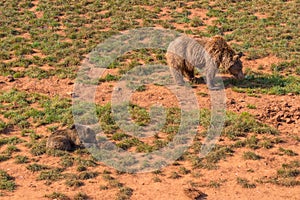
[223,112,278,139]
[129,104,150,126]
[78,171,99,180]
[258,160,300,187]
[60,156,74,168]
[246,104,256,109]
[65,179,84,188]
[278,147,298,156]
[0,89,73,129]
[243,151,262,160]
[15,155,29,164]
[26,163,50,172]
[116,186,133,200]
[0,136,24,147]
[228,73,300,96]
[0,121,10,133]
[30,140,47,156]
[277,168,300,178]
[99,74,120,82]
[45,192,70,200]
[0,154,11,162]
[38,168,64,181]
[74,192,89,200]
[4,145,20,154]
[0,170,15,191]
[237,177,256,188]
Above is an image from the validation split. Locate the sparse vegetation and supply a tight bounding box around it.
[237,177,256,188]
[152,176,162,182]
[27,163,50,172]
[116,187,133,200]
[38,168,64,182]
[278,147,298,156]
[78,171,99,180]
[45,192,70,200]
[74,192,89,200]
[0,170,15,191]
[15,155,29,164]
[65,179,84,188]
[60,156,74,168]
[246,104,256,109]
[258,160,300,187]
[228,73,300,96]
[243,151,262,160]
[0,154,11,162]
[223,112,278,139]
[169,171,181,179]
[0,0,299,198]
[198,180,223,188]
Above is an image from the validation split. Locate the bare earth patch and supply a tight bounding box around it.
[0,1,299,199]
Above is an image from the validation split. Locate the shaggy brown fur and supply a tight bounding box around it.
[46,124,96,151]
[166,35,244,89]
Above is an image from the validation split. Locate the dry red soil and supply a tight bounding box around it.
[0,54,299,200]
[0,1,299,199]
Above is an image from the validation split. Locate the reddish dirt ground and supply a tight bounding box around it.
[0,0,299,197]
[1,54,299,200]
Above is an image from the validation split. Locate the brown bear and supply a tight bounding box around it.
[46,124,97,151]
[166,35,244,89]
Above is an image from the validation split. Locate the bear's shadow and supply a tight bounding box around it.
[190,75,286,90]
[222,75,287,89]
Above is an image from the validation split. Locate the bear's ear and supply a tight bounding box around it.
[238,52,244,58]
[233,52,244,60]
[211,35,225,43]
[233,55,239,61]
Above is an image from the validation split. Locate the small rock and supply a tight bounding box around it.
[277,117,286,123]
[274,111,284,120]
[286,118,295,124]
[273,106,280,111]
[184,188,207,200]
[67,92,77,97]
[266,109,273,114]
[29,183,36,188]
[283,102,292,108]
[276,123,282,128]
[6,75,15,82]
[114,87,121,91]
[230,99,236,104]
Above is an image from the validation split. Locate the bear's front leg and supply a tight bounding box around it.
[205,68,221,90]
[170,67,185,86]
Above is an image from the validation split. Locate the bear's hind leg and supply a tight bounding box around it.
[166,53,185,85]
